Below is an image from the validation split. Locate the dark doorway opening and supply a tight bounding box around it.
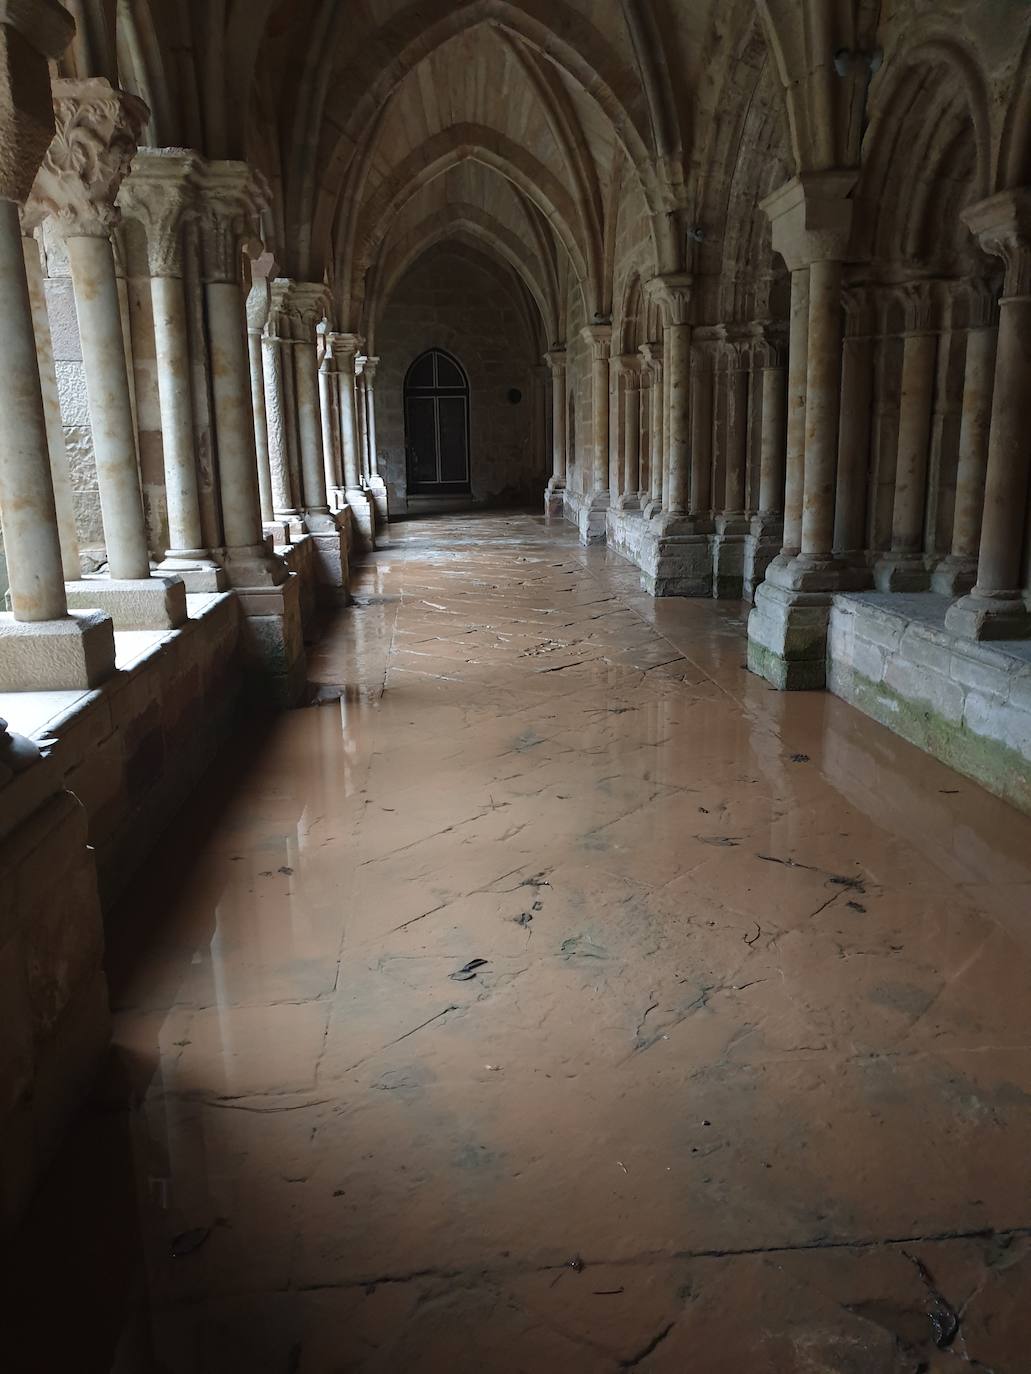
[404,349,471,495]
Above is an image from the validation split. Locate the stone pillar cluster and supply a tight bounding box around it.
[0,60,390,704]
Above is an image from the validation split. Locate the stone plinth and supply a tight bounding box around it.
[747,580,832,689]
[235,573,305,706]
[64,575,188,631]
[0,610,115,690]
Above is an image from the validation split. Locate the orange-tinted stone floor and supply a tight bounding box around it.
[11,513,1031,1372]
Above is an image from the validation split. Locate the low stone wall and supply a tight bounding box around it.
[828,592,1031,814]
[0,739,109,1228]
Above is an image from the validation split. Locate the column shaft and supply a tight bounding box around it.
[206,281,263,549]
[338,365,362,490]
[65,233,150,580]
[319,360,342,494]
[649,359,663,506]
[248,328,274,523]
[592,350,608,496]
[294,340,330,515]
[689,352,712,516]
[799,258,843,559]
[724,350,748,515]
[21,232,79,578]
[151,274,205,555]
[889,330,937,555]
[623,382,640,498]
[665,323,690,515]
[973,296,1031,593]
[0,200,68,620]
[833,335,873,553]
[262,335,300,519]
[551,363,567,486]
[757,365,786,515]
[951,324,997,559]
[782,267,810,557]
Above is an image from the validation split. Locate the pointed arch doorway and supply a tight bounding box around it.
[404,349,471,495]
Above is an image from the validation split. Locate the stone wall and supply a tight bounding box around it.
[829,593,1031,814]
[0,742,109,1227]
[375,243,541,512]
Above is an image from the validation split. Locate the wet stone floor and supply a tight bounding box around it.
[12,512,1031,1373]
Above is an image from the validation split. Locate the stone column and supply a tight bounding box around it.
[329,331,375,551]
[618,359,641,510]
[544,347,567,516]
[19,223,79,579]
[723,341,749,523]
[263,282,303,535]
[932,282,998,596]
[646,274,693,528]
[874,281,939,591]
[745,331,786,599]
[355,354,370,482]
[687,347,713,523]
[28,78,187,630]
[749,171,855,688]
[318,326,343,500]
[579,323,612,541]
[713,337,750,598]
[118,147,226,591]
[832,288,874,563]
[0,4,116,688]
[608,353,624,505]
[640,342,664,517]
[947,190,1031,640]
[244,248,281,535]
[363,355,390,530]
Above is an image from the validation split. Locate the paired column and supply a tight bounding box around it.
[328,332,375,552]
[618,358,642,510]
[932,281,998,596]
[263,282,304,530]
[280,281,336,532]
[581,324,612,508]
[244,249,279,531]
[318,326,344,502]
[722,340,749,526]
[947,189,1031,640]
[640,342,664,515]
[196,161,286,587]
[755,338,787,528]
[874,281,940,591]
[362,356,389,529]
[118,148,224,589]
[544,348,567,512]
[646,274,693,526]
[0,6,115,687]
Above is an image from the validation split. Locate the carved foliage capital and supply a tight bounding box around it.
[581,323,612,360]
[25,78,148,237]
[900,279,940,334]
[962,189,1031,299]
[116,148,200,275]
[646,272,692,326]
[362,355,380,385]
[544,347,566,375]
[195,160,270,284]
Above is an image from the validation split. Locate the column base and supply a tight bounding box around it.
[641,525,713,597]
[641,500,663,521]
[747,580,831,690]
[577,491,610,545]
[342,489,375,553]
[944,590,1031,641]
[235,571,307,705]
[712,522,748,600]
[221,543,290,591]
[930,554,979,597]
[743,517,783,602]
[64,575,188,631]
[873,551,931,592]
[310,518,351,603]
[616,492,641,511]
[367,476,390,533]
[767,554,870,595]
[544,479,565,519]
[0,610,115,691]
[157,553,227,593]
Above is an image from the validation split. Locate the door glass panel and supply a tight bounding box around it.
[437,396,468,483]
[407,353,435,389]
[435,353,465,389]
[406,396,438,485]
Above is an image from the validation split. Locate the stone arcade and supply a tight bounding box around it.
[2,2,1031,1368]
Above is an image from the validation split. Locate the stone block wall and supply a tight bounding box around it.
[376,243,540,512]
[828,593,1031,814]
[0,748,109,1227]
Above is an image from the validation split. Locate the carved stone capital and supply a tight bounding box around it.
[581,323,613,360]
[962,189,1031,299]
[194,160,270,284]
[946,276,999,331]
[618,354,642,387]
[329,332,361,368]
[646,272,693,326]
[900,278,941,334]
[25,78,148,237]
[363,355,380,386]
[276,279,330,338]
[544,347,566,375]
[841,285,876,339]
[639,341,663,375]
[760,171,856,271]
[116,147,200,276]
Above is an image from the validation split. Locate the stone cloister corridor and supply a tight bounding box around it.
[12,513,1031,1371]
[3,0,1031,1369]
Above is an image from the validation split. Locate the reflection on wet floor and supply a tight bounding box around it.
[11,512,1031,1372]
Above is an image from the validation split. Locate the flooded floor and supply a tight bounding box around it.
[12,512,1031,1372]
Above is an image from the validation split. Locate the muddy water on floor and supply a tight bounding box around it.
[11,513,1031,1372]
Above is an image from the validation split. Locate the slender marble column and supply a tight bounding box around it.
[688,348,713,520]
[619,360,641,510]
[332,334,364,493]
[0,200,68,620]
[582,324,612,501]
[757,357,787,520]
[874,281,939,591]
[281,281,334,529]
[640,343,663,515]
[833,288,874,560]
[30,80,152,582]
[794,258,846,569]
[246,275,275,525]
[318,329,343,499]
[545,348,567,512]
[356,355,370,482]
[118,149,225,585]
[262,317,301,525]
[608,355,624,503]
[20,224,79,578]
[775,268,810,566]
[723,342,749,521]
[933,283,998,595]
[196,161,286,583]
[947,190,1031,639]
[362,356,389,529]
